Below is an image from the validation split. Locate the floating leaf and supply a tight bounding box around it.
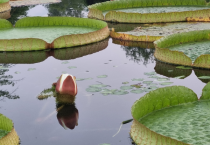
[198,76,210,79]
[0,66,8,69]
[148,75,160,78]
[175,75,185,79]
[101,89,117,96]
[122,82,129,84]
[99,143,111,145]
[113,90,129,95]
[120,86,133,90]
[62,61,69,64]
[97,75,108,78]
[130,89,144,94]
[143,81,153,85]
[28,68,36,71]
[132,78,144,81]
[157,78,170,81]
[76,78,93,81]
[131,83,142,88]
[86,87,102,92]
[15,71,21,74]
[159,82,173,86]
[168,70,173,72]
[144,72,156,76]
[176,66,192,69]
[68,66,77,69]
[90,84,107,88]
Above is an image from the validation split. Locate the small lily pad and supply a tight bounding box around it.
[86,87,102,92]
[0,66,8,69]
[198,76,210,79]
[149,75,160,78]
[143,81,153,85]
[76,78,93,81]
[130,89,144,94]
[101,89,117,96]
[97,75,108,78]
[62,61,69,64]
[113,90,129,95]
[122,82,129,84]
[90,84,107,88]
[157,78,170,81]
[168,70,173,72]
[68,66,77,69]
[131,83,142,88]
[132,78,144,81]
[159,82,173,86]
[120,86,134,90]
[15,71,21,74]
[175,75,185,79]
[144,72,156,76]
[28,68,36,71]
[176,66,192,69]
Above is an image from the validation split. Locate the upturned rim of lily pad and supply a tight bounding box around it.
[154,30,210,69]
[130,82,210,145]
[0,114,19,144]
[0,17,110,51]
[88,0,209,24]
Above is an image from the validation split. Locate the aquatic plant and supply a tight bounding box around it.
[130,82,210,145]
[0,17,109,51]
[110,22,210,42]
[154,30,210,69]
[88,0,210,23]
[0,0,10,13]
[0,38,108,64]
[0,114,19,145]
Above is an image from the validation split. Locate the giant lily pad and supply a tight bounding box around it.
[88,0,209,24]
[154,29,210,69]
[0,114,19,144]
[0,0,10,13]
[0,38,108,64]
[130,83,210,145]
[0,17,109,51]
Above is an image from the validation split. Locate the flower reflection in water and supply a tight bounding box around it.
[56,103,79,130]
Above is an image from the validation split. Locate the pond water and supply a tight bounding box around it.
[1,0,210,145]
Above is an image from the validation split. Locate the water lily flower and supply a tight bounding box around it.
[53,74,77,96]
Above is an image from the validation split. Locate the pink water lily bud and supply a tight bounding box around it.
[57,104,79,130]
[55,74,77,96]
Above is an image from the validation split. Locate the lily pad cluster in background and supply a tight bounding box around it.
[84,71,174,96]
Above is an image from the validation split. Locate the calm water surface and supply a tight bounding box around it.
[1,1,209,145]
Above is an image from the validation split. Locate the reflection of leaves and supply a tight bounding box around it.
[122,46,154,65]
[0,90,19,100]
[0,64,21,100]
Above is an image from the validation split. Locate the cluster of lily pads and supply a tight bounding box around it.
[79,71,176,96]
